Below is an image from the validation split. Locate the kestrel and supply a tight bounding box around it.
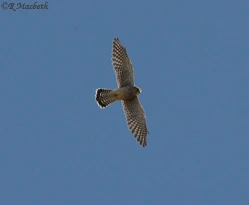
[95,38,149,147]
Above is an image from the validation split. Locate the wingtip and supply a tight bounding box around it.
[138,137,147,148]
[141,141,147,148]
[113,37,121,44]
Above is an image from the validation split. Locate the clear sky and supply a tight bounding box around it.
[1,0,248,205]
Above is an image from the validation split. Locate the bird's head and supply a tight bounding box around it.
[134,86,142,95]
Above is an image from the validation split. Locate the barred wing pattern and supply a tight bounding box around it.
[112,38,135,88]
[122,97,149,147]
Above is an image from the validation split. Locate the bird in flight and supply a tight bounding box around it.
[95,38,149,147]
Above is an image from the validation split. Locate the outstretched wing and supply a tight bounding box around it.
[122,97,149,147]
[112,38,135,88]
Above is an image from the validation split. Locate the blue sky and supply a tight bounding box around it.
[1,0,249,204]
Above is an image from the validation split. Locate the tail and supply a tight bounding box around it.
[95,88,117,108]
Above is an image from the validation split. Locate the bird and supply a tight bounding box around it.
[95,38,149,147]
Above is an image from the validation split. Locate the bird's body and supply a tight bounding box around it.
[96,86,141,105]
[95,38,149,147]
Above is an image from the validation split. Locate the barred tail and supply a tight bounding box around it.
[95,88,117,108]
